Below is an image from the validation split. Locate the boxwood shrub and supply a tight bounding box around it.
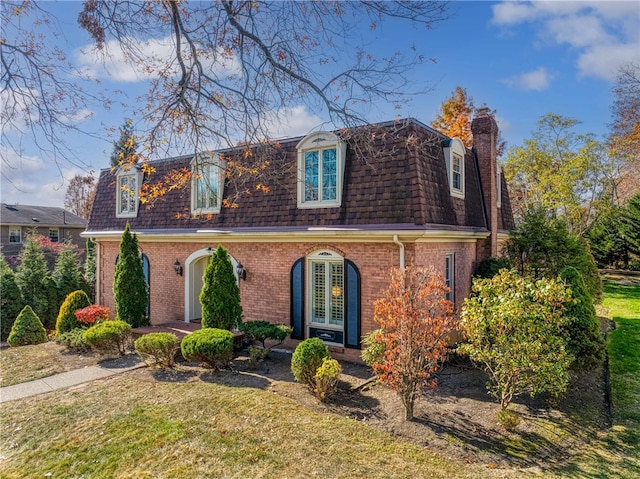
[83,320,132,355]
[180,328,234,368]
[134,332,180,368]
[291,337,330,389]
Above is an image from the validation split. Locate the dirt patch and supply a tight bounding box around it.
[143,346,610,474]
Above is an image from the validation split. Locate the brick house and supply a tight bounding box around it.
[85,111,514,362]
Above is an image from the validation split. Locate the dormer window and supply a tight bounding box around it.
[116,166,143,218]
[296,131,346,208]
[191,155,225,215]
[443,137,465,199]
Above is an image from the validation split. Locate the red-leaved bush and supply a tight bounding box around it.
[75,305,111,325]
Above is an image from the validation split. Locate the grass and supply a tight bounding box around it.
[1,373,498,479]
[0,342,100,387]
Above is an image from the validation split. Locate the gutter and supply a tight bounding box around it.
[392,234,405,270]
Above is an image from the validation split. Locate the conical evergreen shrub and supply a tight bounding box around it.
[1,257,24,341]
[113,224,149,327]
[8,305,47,347]
[200,245,242,330]
[56,290,91,335]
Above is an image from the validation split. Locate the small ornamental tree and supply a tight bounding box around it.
[200,245,242,330]
[459,269,572,411]
[371,267,456,421]
[1,257,25,341]
[84,238,97,301]
[53,241,83,305]
[15,231,49,322]
[8,305,47,347]
[56,290,92,335]
[113,224,149,327]
[559,267,605,369]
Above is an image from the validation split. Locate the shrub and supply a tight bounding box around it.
[56,290,91,334]
[7,305,48,347]
[560,267,605,369]
[200,245,242,330]
[134,332,180,368]
[497,409,521,431]
[239,321,292,349]
[291,338,330,389]
[75,305,111,326]
[53,241,83,303]
[361,329,386,368]
[247,345,270,369]
[113,224,149,327]
[1,258,24,341]
[83,320,132,355]
[313,357,342,402]
[459,270,572,410]
[15,232,49,322]
[180,328,234,368]
[474,256,512,279]
[55,328,91,352]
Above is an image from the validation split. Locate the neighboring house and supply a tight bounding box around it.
[85,111,514,362]
[1,203,87,260]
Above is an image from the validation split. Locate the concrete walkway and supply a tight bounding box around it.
[0,355,145,403]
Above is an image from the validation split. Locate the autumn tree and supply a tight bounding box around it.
[110,118,140,168]
[2,1,449,197]
[503,113,619,235]
[113,224,149,327]
[431,86,475,147]
[459,270,572,411]
[64,174,97,219]
[371,267,455,421]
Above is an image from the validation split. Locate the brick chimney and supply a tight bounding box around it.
[471,107,499,258]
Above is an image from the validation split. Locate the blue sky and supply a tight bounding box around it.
[2,0,639,207]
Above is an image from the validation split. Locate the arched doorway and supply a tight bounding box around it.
[184,248,240,322]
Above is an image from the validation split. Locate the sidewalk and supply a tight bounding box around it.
[0,354,145,403]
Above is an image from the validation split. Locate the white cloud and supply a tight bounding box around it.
[1,148,88,207]
[502,67,554,91]
[76,36,241,83]
[264,106,326,138]
[491,1,640,82]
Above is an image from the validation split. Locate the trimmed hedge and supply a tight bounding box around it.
[134,332,180,368]
[7,305,47,347]
[180,328,234,368]
[83,320,132,355]
[291,338,330,389]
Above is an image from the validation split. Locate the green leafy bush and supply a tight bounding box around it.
[239,320,292,349]
[1,258,24,341]
[55,328,90,352]
[83,320,132,355]
[313,357,342,402]
[361,329,386,368]
[56,290,91,335]
[247,345,270,369]
[560,267,605,369]
[180,328,234,368]
[291,338,330,389]
[134,332,180,368]
[474,256,512,279]
[7,305,47,347]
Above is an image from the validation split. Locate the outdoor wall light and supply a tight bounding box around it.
[173,259,183,276]
[236,262,247,281]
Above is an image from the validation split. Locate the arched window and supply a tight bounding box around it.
[290,251,360,349]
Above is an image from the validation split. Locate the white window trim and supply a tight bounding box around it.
[8,225,22,244]
[306,249,345,345]
[445,253,455,303]
[497,167,502,208]
[115,166,143,218]
[190,155,226,215]
[296,131,346,209]
[49,227,60,243]
[443,137,466,199]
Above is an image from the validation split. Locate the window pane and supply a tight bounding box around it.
[9,227,21,243]
[127,176,137,212]
[329,262,343,326]
[322,148,337,201]
[49,228,59,243]
[207,164,219,209]
[452,156,462,191]
[311,261,325,323]
[305,151,319,201]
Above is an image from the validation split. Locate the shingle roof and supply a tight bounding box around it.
[1,203,86,228]
[87,120,505,233]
